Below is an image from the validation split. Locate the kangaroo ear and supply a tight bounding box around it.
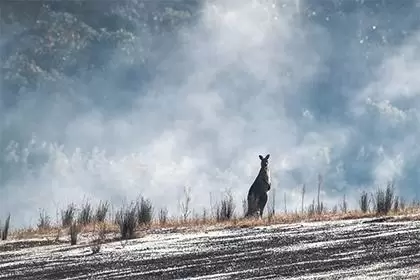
[265,154,270,159]
[259,155,264,160]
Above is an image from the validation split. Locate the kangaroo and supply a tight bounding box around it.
[246,154,271,218]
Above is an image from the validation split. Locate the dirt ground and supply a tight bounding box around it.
[1,218,420,279]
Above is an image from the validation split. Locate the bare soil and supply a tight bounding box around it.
[1,218,419,279]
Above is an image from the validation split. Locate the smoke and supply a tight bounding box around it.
[1,0,420,227]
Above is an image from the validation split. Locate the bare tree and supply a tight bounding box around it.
[242,197,248,217]
[301,183,306,214]
[317,174,323,214]
[180,186,192,222]
[201,208,208,224]
[268,187,276,222]
[340,194,348,214]
[283,192,287,214]
[38,208,51,230]
[158,207,168,225]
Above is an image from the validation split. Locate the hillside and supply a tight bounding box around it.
[1,217,419,279]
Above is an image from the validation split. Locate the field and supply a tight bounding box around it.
[1,216,420,280]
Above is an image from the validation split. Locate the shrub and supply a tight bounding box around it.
[374,182,395,215]
[359,191,369,213]
[216,192,235,222]
[69,222,80,245]
[115,204,137,240]
[78,201,93,226]
[37,208,51,230]
[201,208,208,224]
[340,195,348,214]
[158,207,168,225]
[95,200,110,223]
[61,203,76,227]
[136,197,153,226]
[307,199,316,216]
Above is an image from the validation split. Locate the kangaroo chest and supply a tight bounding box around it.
[254,168,270,187]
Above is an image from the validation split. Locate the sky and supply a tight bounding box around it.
[2,0,420,227]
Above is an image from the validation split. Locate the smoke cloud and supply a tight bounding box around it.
[1,0,420,227]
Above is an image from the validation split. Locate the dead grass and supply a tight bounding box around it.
[10,221,120,241]
[8,206,420,241]
[130,207,420,233]
[12,226,64,240]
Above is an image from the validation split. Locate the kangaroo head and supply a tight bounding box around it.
[258,154,270,168]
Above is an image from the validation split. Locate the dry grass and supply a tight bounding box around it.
[12,226,63,240]
[69,222,80,245]
[129,207,420,233]
[7,205,420,242]
[10,221,120,241]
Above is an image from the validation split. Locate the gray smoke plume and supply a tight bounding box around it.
[1,0,420,227]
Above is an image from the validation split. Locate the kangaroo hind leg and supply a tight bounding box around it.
[258,193,268,218]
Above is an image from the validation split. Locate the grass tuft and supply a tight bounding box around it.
[136,197,153,226]
[78,201,93,226]
[1,214,11,241]
[95,200,110,223]
[374,182,395,215]
[69,222,80,245]
[216,192,235,222]
[115,203,137,240]
[340,195,348,214]
[158,207,168,225]
[359,191,369,213]
[37,208,51,230]
[61,203,76,227]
